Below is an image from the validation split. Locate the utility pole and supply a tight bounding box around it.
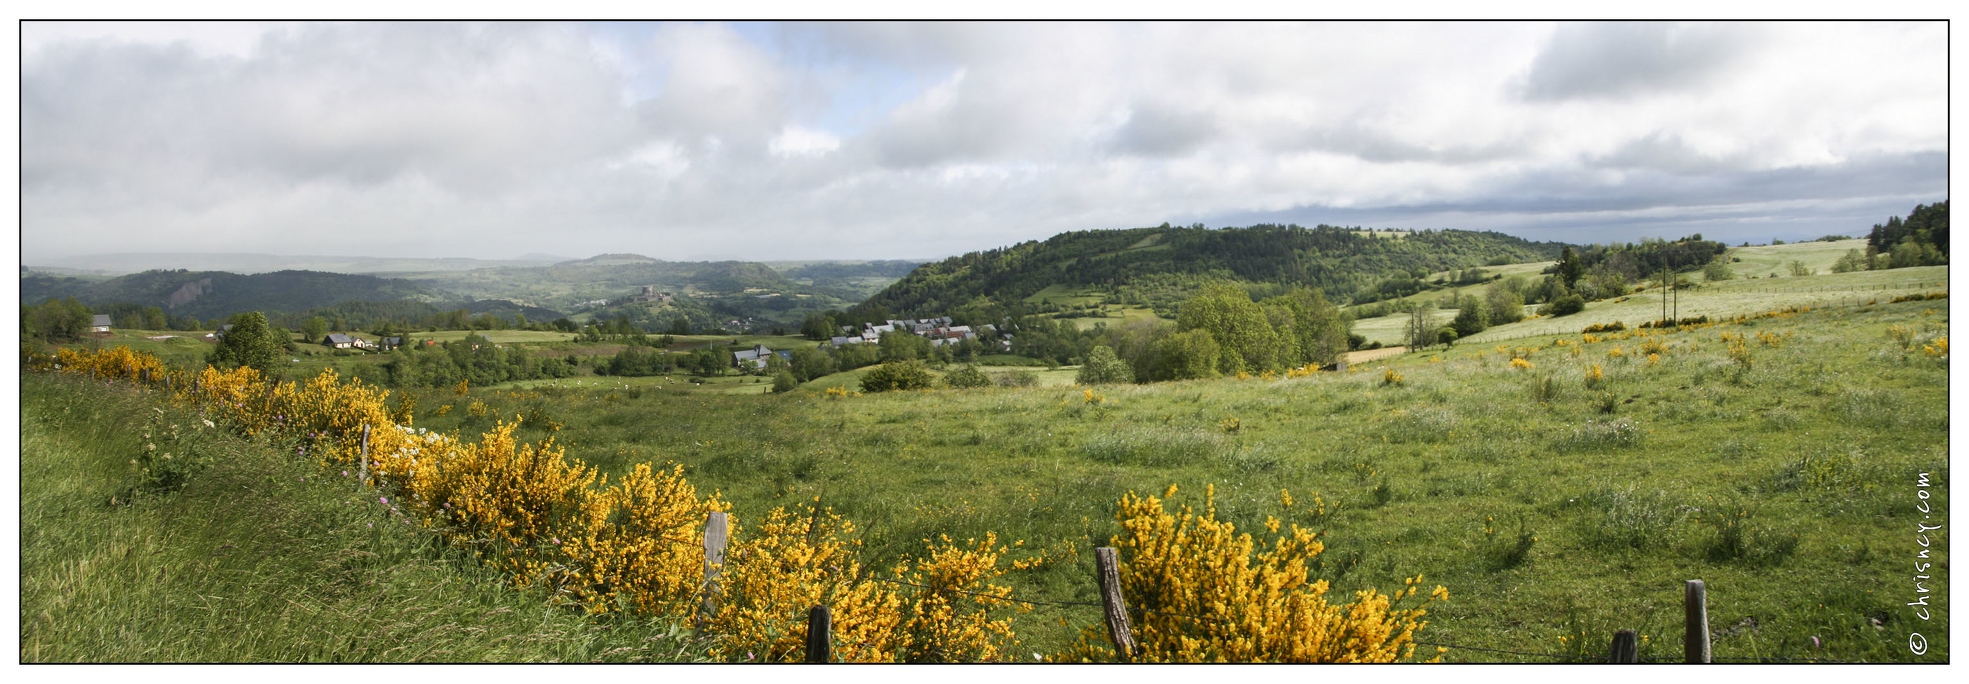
[1660,268,1668,326]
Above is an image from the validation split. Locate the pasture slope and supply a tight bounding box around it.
[22,267,1950,664]
[19,375,709,662]
[398,294,1946,661]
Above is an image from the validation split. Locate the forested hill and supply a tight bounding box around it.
[855,224,1570,317]
[19,269,437,320]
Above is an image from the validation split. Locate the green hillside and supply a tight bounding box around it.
[854,224,1570,319]
[20,269,439,320]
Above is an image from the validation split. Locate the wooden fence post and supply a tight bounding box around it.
[698,512,729,628]
[1094,547,1136,662]
[805,605,833,663]
[1610,629,1638,663]
[358,425,371,485]
[1684,580,1710,663]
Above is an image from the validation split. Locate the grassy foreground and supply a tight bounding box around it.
[23,294,1950,663]
[402,296,1948,662]
[19,374,707,662]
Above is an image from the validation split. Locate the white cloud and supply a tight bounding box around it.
[18,21,1949,263]
[768,126,841,158]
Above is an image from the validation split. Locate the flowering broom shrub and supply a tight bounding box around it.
[1064,485,1444,662]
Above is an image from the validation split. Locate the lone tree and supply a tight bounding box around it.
[208,311,286,375]
[1076,344,1134,384]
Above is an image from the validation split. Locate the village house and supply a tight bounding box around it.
[322,333,376,350]
[825,317,1002,350]
[90,314,112,335]
[731,344,791,371]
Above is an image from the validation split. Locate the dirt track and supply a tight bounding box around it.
[1345,346,1409,365]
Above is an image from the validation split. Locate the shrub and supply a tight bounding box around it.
[1540,294,1585,317]
[1076,345,1134,384]
[941,364,992,389]
[771,370,798,393]
[1529,373,1561,403]
[995,369,1039,388]
[1580,321,1626,334]
[861,360,935,393]
[1061,485,1445,662]
[1591,390,1619,414]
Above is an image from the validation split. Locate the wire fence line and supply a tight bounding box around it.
[1455,282,1947,346]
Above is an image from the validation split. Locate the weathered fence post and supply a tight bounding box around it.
[358,424,371,485]
[1094,546,1136,662]
[1684,580,1710,663]
[805,605,833,663]
[1610,629,1638,663]
[698,511,729,629]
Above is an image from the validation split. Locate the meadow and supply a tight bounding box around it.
[19,374,709,662]
[22,256,1950,662]
[376,294,1946,661]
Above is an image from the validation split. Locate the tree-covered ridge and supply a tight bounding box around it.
[1867,200,1948,256]
[855,224,1570,317]
[19,269,437,320]
[1569,235,1729,280]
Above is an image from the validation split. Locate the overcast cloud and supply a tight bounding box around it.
[19,21,1947,263]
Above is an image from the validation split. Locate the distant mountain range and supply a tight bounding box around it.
[20,254,922,332]
[23,252,576,276]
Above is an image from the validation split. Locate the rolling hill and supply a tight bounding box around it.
[19,269,440,320]
[853,223,1571,318]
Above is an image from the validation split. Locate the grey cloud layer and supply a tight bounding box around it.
[21,21,1947,262]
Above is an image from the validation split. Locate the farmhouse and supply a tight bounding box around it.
[90,315,111,334]
[322,333,376,350]
[731,344,791,371]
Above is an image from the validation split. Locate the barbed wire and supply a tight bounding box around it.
[1410,639,1594,662]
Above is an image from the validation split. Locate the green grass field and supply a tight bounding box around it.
[26,256,1950,662]
[1348,264,1945,347]
[20,375,709,662]
[1728,239,1870,279]
[1066,305,1166,331]
[1025,283,1107,307]
[380,294,1948,662]
[412,329,581,344]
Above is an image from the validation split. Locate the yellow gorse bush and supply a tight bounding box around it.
[1284,364,1321,379]
[1508,358,1534,370]
[1063,484,1443,662]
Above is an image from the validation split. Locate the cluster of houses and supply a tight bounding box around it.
[827,317,999,349]
[727,316,1007,371]
[576,285,675,312]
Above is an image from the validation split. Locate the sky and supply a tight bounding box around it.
[17,20,1950,264]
